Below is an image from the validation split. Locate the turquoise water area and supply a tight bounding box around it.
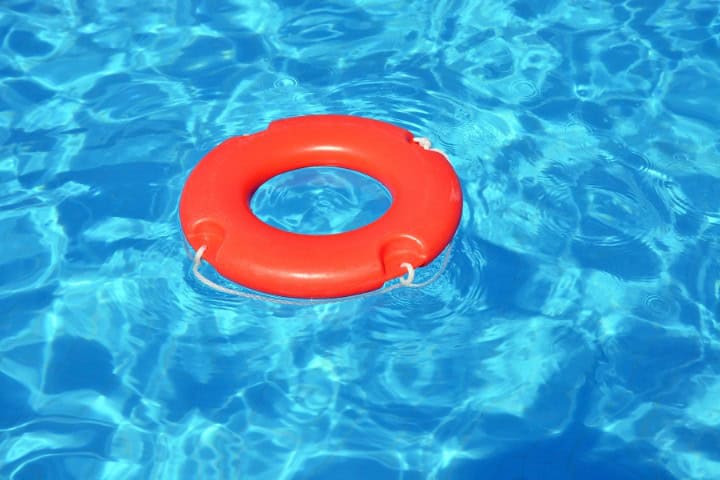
[2,0,720,478]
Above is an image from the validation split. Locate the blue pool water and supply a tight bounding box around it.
[2,0,720,478]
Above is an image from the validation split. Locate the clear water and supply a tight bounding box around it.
[251,167,393,234]
[2,0,719,479]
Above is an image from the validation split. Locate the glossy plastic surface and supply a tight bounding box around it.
[179,114,462,298]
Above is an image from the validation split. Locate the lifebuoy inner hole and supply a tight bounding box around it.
[250,166,393,235]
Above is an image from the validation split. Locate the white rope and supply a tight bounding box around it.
[190,241,454,305]
[413,137,450,161]
[398,262,415,286]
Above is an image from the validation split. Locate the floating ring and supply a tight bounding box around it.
[179,114,462,298]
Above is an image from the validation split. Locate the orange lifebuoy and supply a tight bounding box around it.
[179,114,462,298]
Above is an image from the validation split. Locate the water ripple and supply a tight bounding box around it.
[2,0,720,479]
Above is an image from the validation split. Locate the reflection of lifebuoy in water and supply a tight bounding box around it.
[179,114,462,299]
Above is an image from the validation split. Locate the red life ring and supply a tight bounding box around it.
[179,114,462,298]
